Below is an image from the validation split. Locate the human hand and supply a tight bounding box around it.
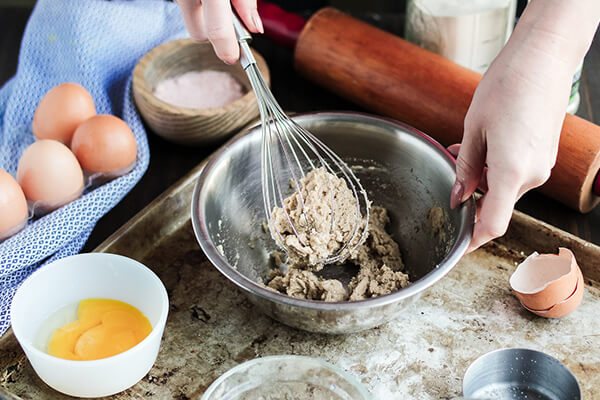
[449,7,582,252]
[176,0,263,64]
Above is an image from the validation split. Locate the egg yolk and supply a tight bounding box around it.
[47,299,152,361]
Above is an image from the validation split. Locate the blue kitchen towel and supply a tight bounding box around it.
[0,0,188,336]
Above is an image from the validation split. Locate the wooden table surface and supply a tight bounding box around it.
[1,4,600,252]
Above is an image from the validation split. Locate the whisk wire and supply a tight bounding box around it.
[235,17,369,264]
[249,66,311,246]
[287,120,368,256]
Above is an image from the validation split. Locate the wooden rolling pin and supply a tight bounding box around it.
[258,3,600,213]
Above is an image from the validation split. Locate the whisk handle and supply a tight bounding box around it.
[233,12,252,42]
[232,13,256,70]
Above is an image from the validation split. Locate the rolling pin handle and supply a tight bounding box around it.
[257,1,306,49]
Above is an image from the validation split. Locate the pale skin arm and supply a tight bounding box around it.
[175,0,264,64]
[450,0,600,252]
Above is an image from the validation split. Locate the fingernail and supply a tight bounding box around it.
[252,9,264,34]
[450,181,464,210]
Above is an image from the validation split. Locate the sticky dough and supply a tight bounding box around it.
[266,167,410,302]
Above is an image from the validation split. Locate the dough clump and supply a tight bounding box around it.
[270,167,365,265]
[266,168,410,301]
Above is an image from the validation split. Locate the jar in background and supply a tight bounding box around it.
[406,0,583,114]
[405,0,517,74]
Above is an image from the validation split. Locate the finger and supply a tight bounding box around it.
[467,180,518,253]
[202,0,239,64]
[447,143,460,157]
[450,130,486,209]
[448,143,462,209]
[449,143,489,192]
[478,167,489,193]
[176,0,207,42]
[232,0,263,33]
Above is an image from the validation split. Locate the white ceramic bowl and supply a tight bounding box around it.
[11,253,169,398]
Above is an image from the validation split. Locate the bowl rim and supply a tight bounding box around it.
[200,354,372,399]
[10,252,169,366]
[132,38,270,117]
[191,111,476,311]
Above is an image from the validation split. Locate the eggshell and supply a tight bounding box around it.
[0,169,28,240]
[509,248,578,311]
[17,140,84,214]
[33,83,96,145]
[521,267,584,318]
[70,114,137,178]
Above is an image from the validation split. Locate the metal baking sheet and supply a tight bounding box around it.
[1,161,599,399]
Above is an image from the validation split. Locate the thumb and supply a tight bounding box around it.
[451,130,486,209]
[447,143,461,158]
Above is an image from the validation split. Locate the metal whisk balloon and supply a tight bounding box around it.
[233,14,369,264]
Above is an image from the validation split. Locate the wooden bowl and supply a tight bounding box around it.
[133,38,269,145]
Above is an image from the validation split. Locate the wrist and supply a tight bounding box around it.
[514,0,600,73]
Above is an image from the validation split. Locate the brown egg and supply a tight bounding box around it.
[509,248,579,311]
[33,83,96,145]
[522,268,585,318]
[17,140,84,214]
[0,169,28,240]
[71,114,137,179]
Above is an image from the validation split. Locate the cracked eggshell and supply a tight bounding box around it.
[522,267,584,318]
[509,248,579,311]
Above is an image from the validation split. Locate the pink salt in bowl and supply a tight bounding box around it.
[133,38,270,146]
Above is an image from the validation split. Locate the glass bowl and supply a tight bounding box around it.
[201,355,371,400]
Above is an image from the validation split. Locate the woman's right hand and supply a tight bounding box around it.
[450,0,600,252]
[449,46,571,252]
[176,0,263,65]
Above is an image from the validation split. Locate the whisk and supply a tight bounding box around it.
[233,14,370,264]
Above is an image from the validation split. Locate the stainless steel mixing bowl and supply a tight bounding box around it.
[191,112,475,334]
